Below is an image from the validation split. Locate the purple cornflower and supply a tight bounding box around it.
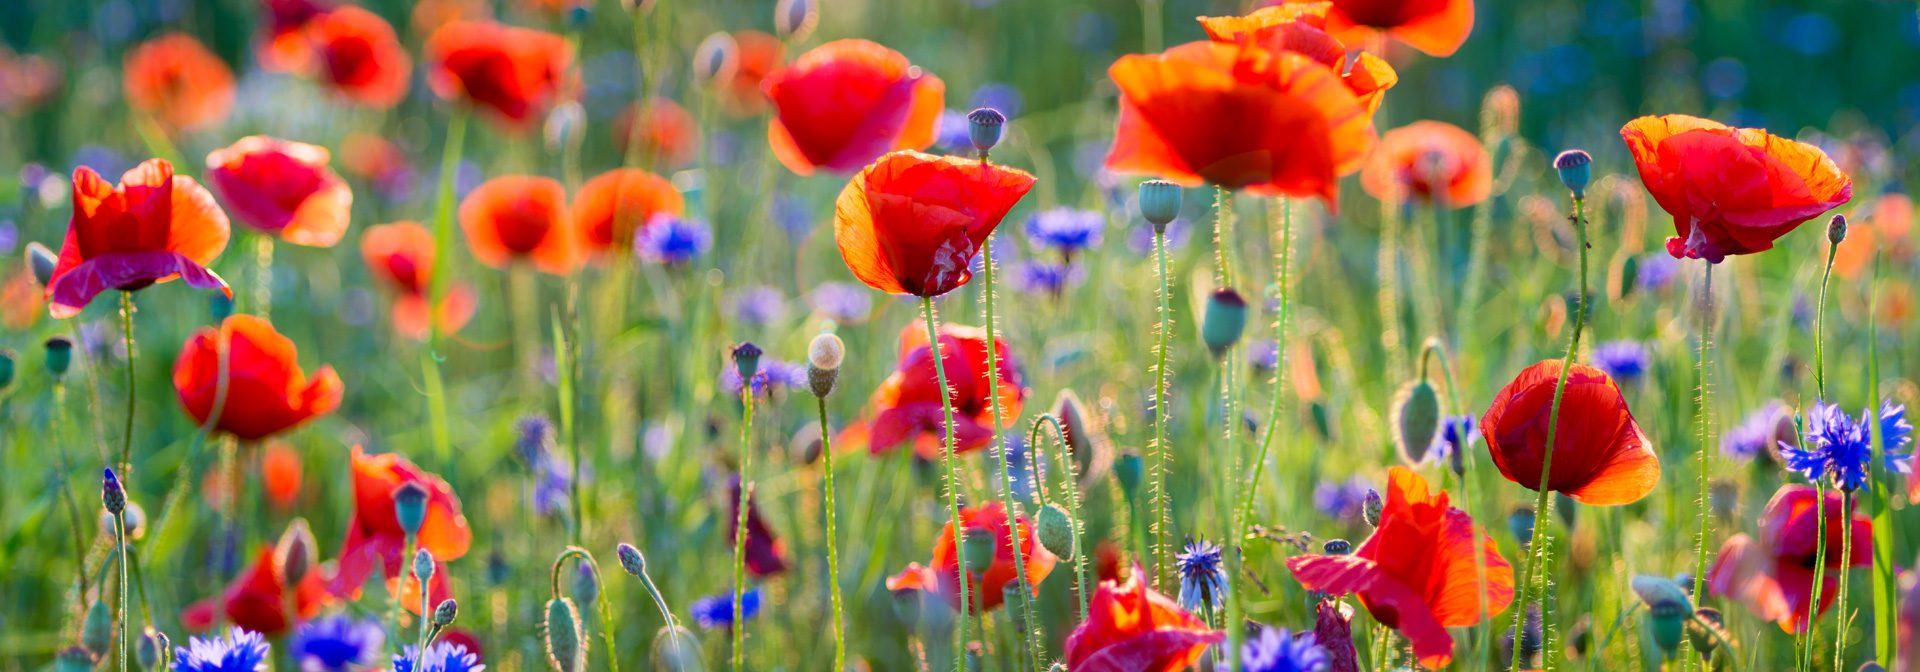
[173,628,269,672]
[1175,539,1226,614]
[1635,253,1678,292]
[291,616,384,672]
[1023,208,1105,256]
[1313,476,1371,523]
[1722,401,1789,461]
[721,358,807,396]
[1783,400,1912,490]
[1248,339,1280,371]
[1590,340,1652,384]
[1010,259,1084,297]
[391,642,484,672]
[515,416,573,517]
[1127,215,1192,254]
[727,286,789,328]
[690,587,762,629]
[935,110,971,151]
[1241,626,1330,672]
[635,214,712,265]
[810,282,872,323]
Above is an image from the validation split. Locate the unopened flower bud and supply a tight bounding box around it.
[1322,539,1351,555]
[392,482,429,536]
[81,600,112,657]
[136,628,166,671]
[1138,180,1182,232]
[773,0,818,41]
[1508,505,1536,545]
[807,333,843,398]
[434,599,459,628]
[1115,452,1144,499]
[1553,149,1592,198]
[102,468,126,515]
[731,342,762,384]
[967,108,1005,154]
[1034,504,1075,560]
[1392,379,1441,466]
[962,529,995,574]
[1201,289,1249,357]
[26,241,56,286]
[44,336,72,377]
[1362,489,1383,527]
[544,597,587,672]
[1631,575,1693,659]
[274,518,316,585]
[692,33,738,85]
[209,291,234,321]
[616,542,647,576]
[572,561,601,605]
[413,548,436,583]
[1828,214,1848,245]
[56,647,96,672]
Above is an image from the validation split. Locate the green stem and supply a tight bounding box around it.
[922,296,972,672]
[1814,240,1837,400]
[1868,253,1897,661]
[1149,229,1174,590]
[52,382,90,598]
[1234,197,1295,661]
[1686,261,1716,669]
[979,237,1042,670]
[815,395,846,672]
[118,291,134,484]
[116,511,128,672]
[1803,478,1828,671]
[1028,415,1088,619]
[552,310,582,544]
[1213,186,1236,288]
[1835,489,1853,672]
[425,109,469,464]
[732,385,753,672]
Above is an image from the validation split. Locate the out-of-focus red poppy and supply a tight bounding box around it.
[612,98,700,170]
[264,441,303,507]
[1,268,40,330]
[833,150,1035,297]
[206,136,353,247]
[846,322,1025,460]
[426,20,573,128]
[1287,467,1514,668]
[573,168,683,255]
[258,0,329,72]
[124,33,235,132]
[412,0,488,34]
[174,315,343,441]
[1314,600,1361,672]
[458,175,579,274]
[0,49,62,112]
[1479,360,1659,506]
[46,159,231,318]
[887,562,939,594]
[763,40,944,175]
[1105,40,1374,203]
[1361,121,1492,207]
[1709,484,1871,634]
[719,31,784,117]
[330,446,471,612]
[729,477,788,577]
[361,221,477,340]
[1287,0,1475,58]
[182,547,330,636]
[1063,565,1224,671]
[298,6,412,109]
[1620,114,1853,263]
[1199,3,1398,116]
[929,502,1056,614]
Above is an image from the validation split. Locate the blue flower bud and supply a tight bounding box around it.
[1138,180,1182,232]
[1828,214,1848,245]
[1553,149,1592,199]
[413,548,436,583]
[616,542,647,576]
[434,598,459,627]
[102,468,126,515]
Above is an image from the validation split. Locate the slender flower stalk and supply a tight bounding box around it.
[1800,477,1828,671]
[920,297,973,672]
[1835,489,1853,672]
[424,110,470,464]
[1233,197,1294,666]
[1814,216,1843,399]
[1028,414,1089,618]
[731,352,756,672]
[552,312,582,544]
[1804,216,1843,672]
[813,394,846,671]
[1149,215,1174,590]
[118,291,135,484]
[1687,261,1716,669]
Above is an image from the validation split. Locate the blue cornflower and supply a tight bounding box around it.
[1313,476,1371,522]
[721,358,807,396]
[1783,401,1911,490]
[1175,540,1227,614]
[1010,260,1084,297]
[1127,215,1192,255]
[1635,253,1678,292]
[690,587,763,629]
[173,628,269,672]
[1722,401,1788,461]
[1241,626,1330,672]
[1430,415,1478,468]
[1023,208,1105,256]
[515,415,573,517]
[1881,400,1914,455]
[810,282,872,323]
[1248,339,1280,371]
[291,616,384,672]
[1590,340,1651,384]
[391,642,485,672]
[635,214,712,265]
[727,286,789,327]
[935,110,972,151]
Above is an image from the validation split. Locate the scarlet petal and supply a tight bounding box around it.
[458,175,578,274]
[833,150,1036,297]
[1481,360,1658,506]
[206,135,351,247]
[763,40,945,174]
[48,252,229,319]
[1288,555,1457,668]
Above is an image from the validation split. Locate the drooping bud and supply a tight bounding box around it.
[1361,489,1383,527]
[1630,575,1693,659]
[1828,214,1849,245]
[44,336,72,377]
[1553,149,1592,199]
[806,333,843,398]
[572,561,601,605]
[967,108,1005,154]
[1322,539,1351,555]
[650,625,705,672]
[81,600,112,657]
[961,529,995,574]
[274,518,316,585]
[731,342,763,386]
[774,0,818,42]
[1138,180,1182,233]
[102,468,126,515]
[434,599,460,628]
[413,547,436,584]
[1034,504,1075,559]
[1391,379,1441,466]
[1200,289,1249,357]
[26,241,56,286]
[1114,452,1144,499]
[392,482,429,537]
[544,597,587,672]
[616,542,647,576]
[691,33,738,85]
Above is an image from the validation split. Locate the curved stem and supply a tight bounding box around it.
[1687,261,1716,670]
[1815,240,1837,400]
[922,297,972,672]
[815,395,846,672]
[732,386,753,672]
[1234,197,1295,663]
[1028,414,1089,619]
[978,238,1043,670]
[1150,230,1174,590]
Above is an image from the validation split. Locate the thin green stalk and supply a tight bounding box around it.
[1028,415,1088,618]
[732,384,753,672]
[1814,239,1837,399]
[51,382,89,598]
[413,561,431,668]
[1802,478,1828,671]
[1686,261,1716,668]
[1213,186,1236,288]
[390,533,415,642]
[1511,196,1588,672]
[118,291,135,482]
[115,510,128,672]
[1868,253,1897,661]
[1834,489,1853,672]
[978,236,1042,670]
[1234,197,1295,664]
[1432,339,1493,669]
[425,109,469,463]
[553,311,582,544]
[815,395,846,672]
[921,296,973,672]
[1149,229,1174,590]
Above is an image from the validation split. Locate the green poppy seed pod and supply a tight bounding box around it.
[413,548,436,584]
[136,628,166,670]
[102,468,126,515]
[1553,149,1592,199]
[962,529,995,574]
[616,542,646,576]
[1362,489,1383,527]
[1322,539,1351,555]
[0,349,14,391]
[544,597,587,672]
[691,33,738,85]
[967,108,1005,154]
[44,336,72,377]
[392,482,429,536]
[81,600,112,657]
[1507,505,1535,545]
[1200,289,1249,357]
[1828,214,1849,245]
[650,625,705,672]
[26,241,56,287]
[1115,452,1144,499]
[1391,379,1441,466]
[275,518,316,585]
[209,291,234,321]
[1686,607,1724,661]
[56,647,96,672]
[1629,575,1693,659]
[807,333,843,398]
[1137,180,1181,233]
[433,599,459,628]
[774,0,818,42]
[1034,504,1075,560]
[731,342,763,385]
[571,561,601,605]
[1555,492,1577,530]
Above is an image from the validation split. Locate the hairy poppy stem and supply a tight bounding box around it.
[1814,238,1837,400]
[1686,261,1715,670]
[118,291,135,488]
[977,238,1043,671]
[1149,225,1174,591]
[1511,196,1588,672]
[1802,471,1829,670]
[732,384,753,672]
[814,395,847,672]
[115,507,128,672]
[425,109,469,465]
[1234,197,1295,668]
[1835,489,1853,672]
[1029,414,1089,618]
[1377,195,1408,379]
[920,296,973,672]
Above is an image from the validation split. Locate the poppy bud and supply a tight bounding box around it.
[26,241,56,286]
[807,333,843,398]
[392,482,428,536]
[56,647,96,672]
[1035,504,1075,559]
[434,598,459,628]
[1201,289,1249,357]
[413,548,436,583]
[1362,489,1383,527]
[1138,180,1181,232]
[274,518,316,585]
[692,33,738,85]
[616,542,647,576]
[1828,214,1848,245]
[774,0,818,42]
[962,529,995,574]
[44,336,72,377]
[81,600,111,657]
[102,468,126,515]
[136,628,166,670]
[1686,606,1724,661]
[1391,379,1441,465]
[1553,149,1592,199]
[731,342,763,384]
[544,597,587,672]
[1507,505,1535,545]
[1114,452,1143,499]
[1630,575,1693,659]
[967,108,1005,154]
[1322,539,1350,555]
[545,102,586,153]
[208,290,234,321]
[0,349,13,391]
[572,561,601,605]
[650,625,705,672]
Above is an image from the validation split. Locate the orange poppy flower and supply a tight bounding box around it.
[1361,120,1492,207]
[1620,114,1853,263]
[1063,566,1225,671]
[361,221,477,339]
[125,33,235,132]
[1287,467,1514,668]
[1198,3,1398,116]
[886,562,940,594]
[852,322,1025,460]
[300,6,412,109]
[1105,40,1374,203]
[763,39,944,175]
[258,0,330,72]
[458,175,579,274]
[1292,0,1475,58]
[833,150,1035,297]
[174,315,344,442]
[263,441,303,507]
[206,136,353,247]
[330,446,471,611]
[1480,360,1659,506]
[1,268,41,330]
[720,31,785,117]
[573,168,684,255]
[612,98,700,170]
[46,159,231,318]
[1709,485,1871,634]
[930,502,1056,614]
[426,20,573,128]
[182,546,331,636]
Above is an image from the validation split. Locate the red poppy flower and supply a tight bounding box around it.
[763,39,944,175]
[263,441,303,507]
[929,502,1057,614]
[1286,467,1514,669]
[1063,565,1225,671]
[258,0,330,72]
[1709,485,1871,634]
[1,268,42,330]
[426,20,573,128]
[1105,40,1374,203]
[720,31,785,117]
[887,562,939,594]
[1361,121,1492,207]
[46,159,231,319]
[1198,3,1398,116]
[330,446,471,612]
[612,98,700,170]
[850,322,1025,459]
[206,135,353,247]
[573,168,684,255]
[729,477,788,577]
[458,175,579,274]
[1620,114,1853,263]
[1292,0,1475,58]
[1479,360,1659,506]
[174,315,343,441]
[833,150,1035,297]
[183,546,331,636]
[124,33,236,132]
[300,6,412,109]
[361,221,477,340]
